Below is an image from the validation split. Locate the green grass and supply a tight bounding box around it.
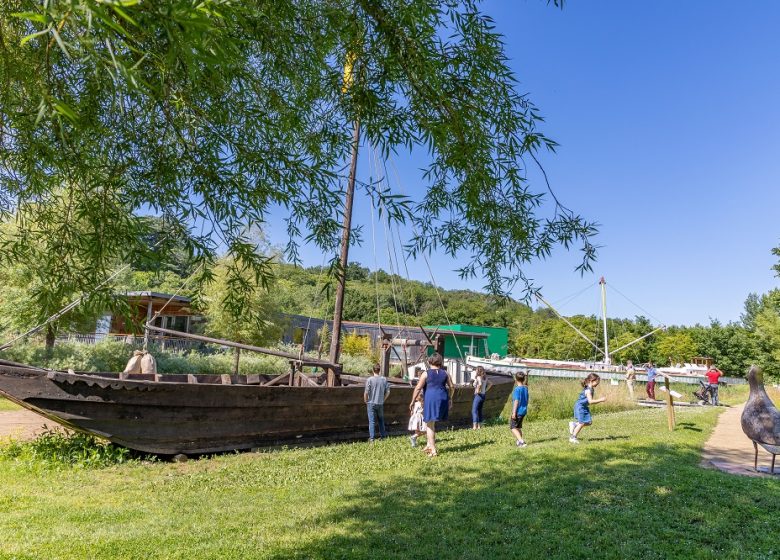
[1,404,779,559]
[499,377,767,421]
[0,397,20,411]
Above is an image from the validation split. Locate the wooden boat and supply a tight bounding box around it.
[0,358,513,455]
[0,72,517,455]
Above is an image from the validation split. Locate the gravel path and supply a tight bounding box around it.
[0,409,64,441]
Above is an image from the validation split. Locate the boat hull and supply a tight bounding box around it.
[0,363,512,455]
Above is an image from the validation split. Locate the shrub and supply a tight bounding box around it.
[0,428,138,469]
[341,332,375,360]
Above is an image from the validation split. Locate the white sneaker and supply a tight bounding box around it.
[569,437,580,444]
[516,441,528,448]
[568,421,576,436]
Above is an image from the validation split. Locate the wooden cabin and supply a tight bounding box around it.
[108,292,202,336]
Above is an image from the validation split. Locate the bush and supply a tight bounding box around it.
[0,428,137,469]
[1,340,376,377]
[341,333,375,360]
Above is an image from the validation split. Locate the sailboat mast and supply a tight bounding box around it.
[600,277,610,365]
[328,118,361,384]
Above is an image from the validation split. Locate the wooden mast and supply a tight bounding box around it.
[327,117,361,386]
[600,277,610,365]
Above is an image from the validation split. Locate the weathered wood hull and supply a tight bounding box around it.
[0,362,513,455]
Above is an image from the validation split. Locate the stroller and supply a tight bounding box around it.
[693,380,715,405]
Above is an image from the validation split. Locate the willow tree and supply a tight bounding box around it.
[0,0,596,328]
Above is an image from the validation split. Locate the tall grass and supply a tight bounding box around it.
[497,377,767,421]
[0,340,375,375]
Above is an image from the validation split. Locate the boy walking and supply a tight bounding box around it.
[364,363,390,442]
[509,372,529,447]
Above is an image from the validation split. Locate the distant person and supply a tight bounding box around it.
[364,363,390,443]
[705,364,723,405]
[509,372,529,447]
[408,394,426,447]
[645,362,658,400]
[568,373,606,444]
[472,366,492,429]
[625,360,636,400]
[410,352,453,457]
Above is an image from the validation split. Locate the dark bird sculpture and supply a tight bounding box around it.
[741,366,780,474]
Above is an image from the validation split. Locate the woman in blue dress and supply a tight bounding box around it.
[410,352,453,456]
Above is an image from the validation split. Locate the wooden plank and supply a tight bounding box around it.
[145,325,337,368]
[263,372,293,387]
[187,374,198,384]
[296,373,319,387]
[220,374,232,385]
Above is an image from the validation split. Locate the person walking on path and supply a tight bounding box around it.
[510,372,529,447]
[364,363,390,442]
[705,364,723,406]
[645,362,658,400]
[410,352,453,457]
[472,366,492,429]
[625,360,636,400]
[568,373,606,444]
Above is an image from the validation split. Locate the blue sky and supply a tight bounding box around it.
[269,1,780,327]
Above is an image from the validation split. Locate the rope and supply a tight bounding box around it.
[607,282,665,326]
[144,262,204,351]
[0,264,131,352]
[382,152,466,363]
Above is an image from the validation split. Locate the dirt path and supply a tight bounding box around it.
[701,403,778,477]
[0,409,63,442]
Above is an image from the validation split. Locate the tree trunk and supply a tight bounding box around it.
[45,324,56,356]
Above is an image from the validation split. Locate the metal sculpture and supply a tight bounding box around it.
[741,366,780,474]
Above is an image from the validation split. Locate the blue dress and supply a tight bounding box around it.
[573,387,593,424]
[423,369,450,422]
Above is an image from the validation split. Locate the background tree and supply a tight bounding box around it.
[201,257,282,346]
[651,330,697,366]
[0,0,596,323]
[0,189,142,351]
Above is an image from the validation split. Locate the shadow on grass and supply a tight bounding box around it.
[443,440,494,453]
[678,422,703,432]
[584,435,630,442]
[271,437,780,559]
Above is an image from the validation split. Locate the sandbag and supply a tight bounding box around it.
[123,350,144,374]
[140,352,157,374]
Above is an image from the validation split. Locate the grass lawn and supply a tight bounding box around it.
[1,397,779,559]
[0,397,21,411]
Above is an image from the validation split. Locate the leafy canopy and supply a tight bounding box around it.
[0,0,596,318]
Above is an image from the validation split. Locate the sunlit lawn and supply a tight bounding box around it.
[1,397,779,559]
[0,397,20,412]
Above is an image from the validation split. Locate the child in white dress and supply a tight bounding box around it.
[408,395,427,447]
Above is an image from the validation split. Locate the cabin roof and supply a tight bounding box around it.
[281,313,488,338]
[122,291,192,304]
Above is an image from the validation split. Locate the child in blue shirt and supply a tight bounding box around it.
[509,372,529,447]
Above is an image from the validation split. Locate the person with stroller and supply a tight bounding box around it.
[705,364,723,405]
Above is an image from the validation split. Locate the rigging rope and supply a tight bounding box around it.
[0,264,131,352]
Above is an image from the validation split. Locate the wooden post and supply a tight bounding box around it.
[143,300,153,350]
[664,375,675,431]
[233,347,241,375]
[434,334,445,356]
[380,333,392,377]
